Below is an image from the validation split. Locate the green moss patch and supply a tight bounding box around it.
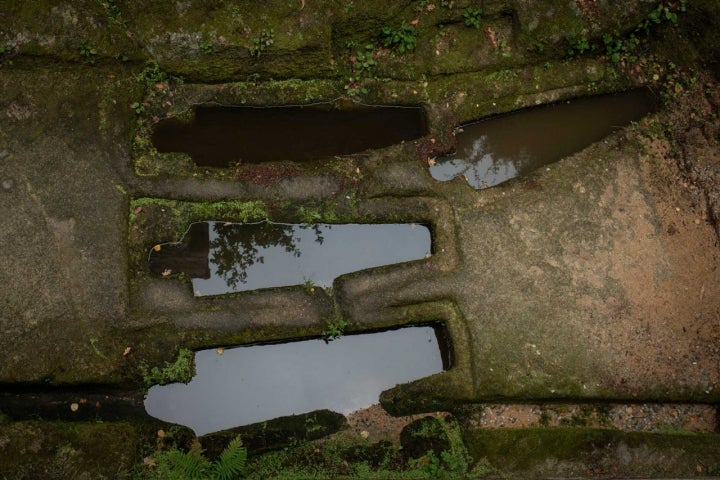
[128,198,267,275]
[465,428,720,477]
[0,421,140,478]
[201,410,347,457]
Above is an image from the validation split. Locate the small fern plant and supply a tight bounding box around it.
[151,436,247,480]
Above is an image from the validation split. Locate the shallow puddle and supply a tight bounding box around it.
[429,89,658,189]
[144,326,447,435]
[152,103,427,167]
[150,221,431,296]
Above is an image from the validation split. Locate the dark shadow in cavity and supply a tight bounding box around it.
[152,103,427,167]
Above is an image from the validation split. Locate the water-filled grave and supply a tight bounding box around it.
[149,221,431,296]
[144,325,449,435]
[429,89,658,189]
[151,103,427,167]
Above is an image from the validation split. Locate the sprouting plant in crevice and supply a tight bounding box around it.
[199,41,214,54]
[603,32,640,63]
[89,337,107,359]
[638,0,687,33]
[131,102,145,115]
[566,35,593,56]
[302,277,317,294]
[131,59,182,119]
[566,0,687,63]
[322,314,348,341]
[352,45,376,74]
[250,29,274,58]
[96,0,123,25]
[298,205,322,224]
[322,293,348,342]
[136,59,170,88]
[658,60,698,102]
[79,39,98,64]
[142,348,196,387]
[345,43,376,97]
[0,44,15,67]
[380,24,417,53]
[462,7,483,29]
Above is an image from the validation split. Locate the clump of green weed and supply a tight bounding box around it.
[142,348,196,386]
[0,44,14,68]
[79,39,98,64]
[298,205,322,224]
[462,7,483,29]
[345,44,376,96]
[566,0,687,63]
[250,29,274,58]
[97,0,123,24]
[136,60,170,88]
[380,24,417,53]
[199,41,214,54]
[322,314,348,341]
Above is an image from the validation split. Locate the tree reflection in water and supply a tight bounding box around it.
[209,222,323,289]
[149,221,431,296]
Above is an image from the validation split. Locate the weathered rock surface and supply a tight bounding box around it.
[0,0,719,476]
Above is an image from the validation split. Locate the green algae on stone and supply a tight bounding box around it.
[400,414,472,477]
[128,198,267,273]
[464,428,720,477]
[200,410,347,457]
[0,421,140,478]
[426,58,634,125]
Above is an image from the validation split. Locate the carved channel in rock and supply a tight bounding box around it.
[430,89,659,189]
[149,221,432,296]
[151,103,427,167]
[144,324,450,435]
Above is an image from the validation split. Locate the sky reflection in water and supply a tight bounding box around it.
[144,326,444,435]
[149,221,431,296]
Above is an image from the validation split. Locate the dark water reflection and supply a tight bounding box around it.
[149,221,431,296]
[152,104,427,167]
[430,89,658,189]
[144,326,446,435]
